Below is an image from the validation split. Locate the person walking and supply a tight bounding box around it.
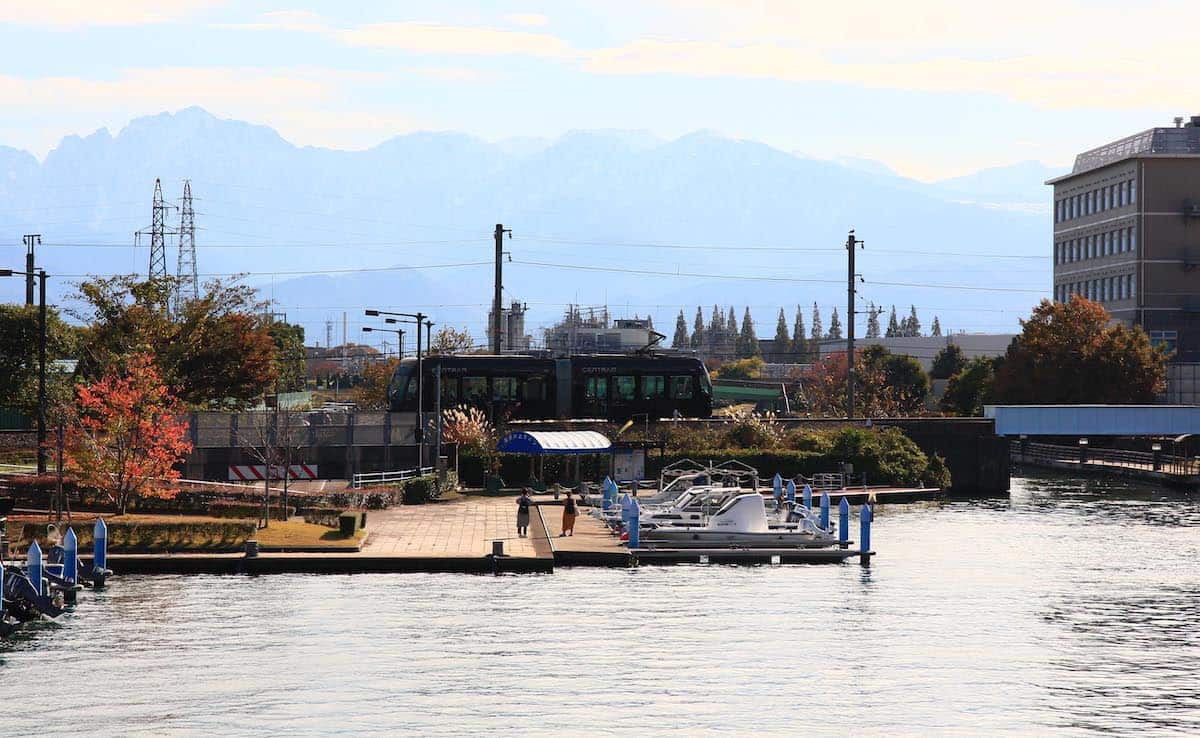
[561,490,577,537]
[516,490,532,538]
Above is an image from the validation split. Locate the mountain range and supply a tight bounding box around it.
[0,107,1057,346]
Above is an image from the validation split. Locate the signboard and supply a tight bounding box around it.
[228,464,318,481]
[612,449,645,483]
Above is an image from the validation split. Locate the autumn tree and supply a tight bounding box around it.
[716,356,764,380]
[940,357,999,416]
[65,353,192,514]
[73,276,278,408]
[801,346,930,417]
[355,357,399,409]
[930,343,967,380]
[992,297,1167,404]
[430,326,474,354]
[672,310,690,349]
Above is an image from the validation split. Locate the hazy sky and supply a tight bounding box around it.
[0,0,1193,179]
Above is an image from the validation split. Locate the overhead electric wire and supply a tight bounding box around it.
[52,260,492,279]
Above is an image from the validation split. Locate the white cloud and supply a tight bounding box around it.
[336,22,575,58]
[0,0,224,28]
[222,9,329,33]
[505,13,550,28]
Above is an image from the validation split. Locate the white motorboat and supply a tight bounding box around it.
[639,492,840,548]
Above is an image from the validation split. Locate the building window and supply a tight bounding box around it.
[1103,187,1109,210]
[1150,331,1177,354]
[1130,179,1137,204]
[1130,226,1137,253]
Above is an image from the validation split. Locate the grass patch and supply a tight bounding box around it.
[253,520,363,551]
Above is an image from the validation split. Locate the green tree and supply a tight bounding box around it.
[691,307,705,349]
[885,306,899,337]
[930,343,967,380]
[672,310,690,349]
[931,316,942,337]
[940,357,998,416]
[810,302,823,343]
[903,306,921,337]
[827,307,843,340]
[866,303,881,339]
[773,308,790,350]
[791,305,807,361]
[862,345,930,414]
[73,275,278,408]
[737,307,760,358]
[708,304,724,352]
[992,297,1167,404]
[0,304,79,417]
[268,320,306,392]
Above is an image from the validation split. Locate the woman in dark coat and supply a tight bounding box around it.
[516,490,532,537]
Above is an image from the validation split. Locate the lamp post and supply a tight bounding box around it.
[1,267,48,474]
[1078,437,1089,465]
[366,310,431,467]
[1151,442,1162,472]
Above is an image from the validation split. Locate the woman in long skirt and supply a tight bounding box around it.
[516,490,532,537]
[561,490,577,537]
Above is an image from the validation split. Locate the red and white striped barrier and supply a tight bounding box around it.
[228,464,318,481]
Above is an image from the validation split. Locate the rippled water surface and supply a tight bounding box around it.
[4,474,1200,736]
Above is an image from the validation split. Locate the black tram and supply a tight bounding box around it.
[387,354,712,420]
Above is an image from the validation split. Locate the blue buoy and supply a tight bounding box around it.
[94,517,108,575]
[838,498,849,543]
[786,480,796,504]
[802,484,812,510]
[627,497,640,549]
[819,492,830,530]
[63,528,78,585]
[27,539,43,597]
[860,503,872,553]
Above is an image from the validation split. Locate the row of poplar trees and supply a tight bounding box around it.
[670,303,941,361]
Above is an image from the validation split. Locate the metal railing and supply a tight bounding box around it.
[351,466,435,489]
[1013,441,1200,476]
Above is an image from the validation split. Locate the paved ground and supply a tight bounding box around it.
[535,499,628,555]
[363,496,548,559]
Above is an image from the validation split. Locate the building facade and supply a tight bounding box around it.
[1049,117,1200,361]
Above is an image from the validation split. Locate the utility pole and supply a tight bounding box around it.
[22,234,40,306]
[493,223,511,354]
[846,229,864,420]
[37,270,47,474]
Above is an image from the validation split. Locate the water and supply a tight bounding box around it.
[4,474,1199,737]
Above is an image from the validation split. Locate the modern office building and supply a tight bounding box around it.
[1048,116,1200,362]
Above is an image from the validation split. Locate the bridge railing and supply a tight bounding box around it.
[1014,440,1200,476]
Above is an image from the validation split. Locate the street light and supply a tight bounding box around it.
[1,266,48,474]
[366,309,433,468]
[362,325,404,358]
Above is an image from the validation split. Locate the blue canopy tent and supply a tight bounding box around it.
[497,431,613,486]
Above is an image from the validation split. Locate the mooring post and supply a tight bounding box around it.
[838,497,849,547]
[628,497,640,549]
[601,476,614,512]
[802,483,812,509]
[28,539,43,596]
[62,527,78,604]
[859,503,872,565]
[772,473,782,506]
[786,479,796,505]
[93,517,108,588]
[820,492,830,531]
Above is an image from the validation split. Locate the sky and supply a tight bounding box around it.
[0,0,1195,180]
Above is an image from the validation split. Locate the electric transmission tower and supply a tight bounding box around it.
[146,178,170,282]
[175,179,198,312]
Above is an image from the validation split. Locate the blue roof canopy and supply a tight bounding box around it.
[497,430,612,455]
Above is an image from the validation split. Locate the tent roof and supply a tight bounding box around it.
[497,430,612,455]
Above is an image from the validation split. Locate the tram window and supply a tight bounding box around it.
[440,378,458,405]
[463,376,487,403]
[614,376,635,401]
[670,375,694,399]
[493,377,518,401]
[584,376,608,400]
[524,374,547,401]
[642,375,666,399]
[404,377,418,401]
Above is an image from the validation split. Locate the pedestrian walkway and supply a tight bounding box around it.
[363,496,548,559]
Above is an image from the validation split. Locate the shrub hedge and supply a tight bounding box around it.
[15,519,256,553]
[207,500,295,521]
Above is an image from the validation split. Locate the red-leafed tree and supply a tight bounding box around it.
[66,353,193,514]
